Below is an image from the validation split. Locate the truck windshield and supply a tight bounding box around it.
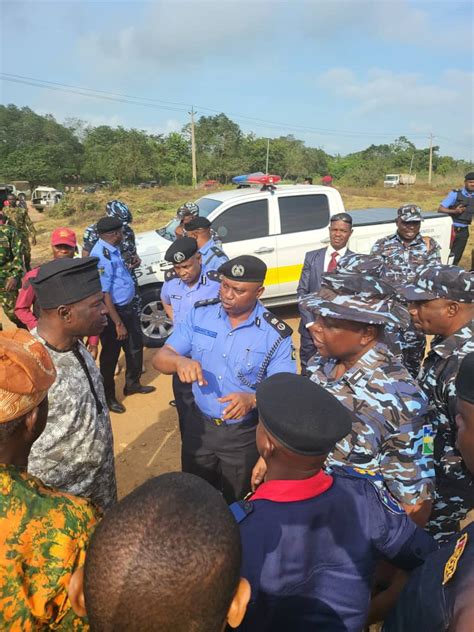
[158,197,223,241]
[385,176,398,181]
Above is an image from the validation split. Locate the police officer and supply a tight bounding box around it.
[233,373,437,632]
[399,265,474,543]
[383,352,474,632]
[274,273,433,525]
[439,171,474,265]
[4,193,37,271]
[0,206,23,326]
[153,255,296,503]
[183,216,229,273]
[174,202,199,238]
[90,217,155,414]
[370,204,441,378]
[161,237,221,437]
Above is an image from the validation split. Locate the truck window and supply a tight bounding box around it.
[212,199,268,243]
[278,195,330,234]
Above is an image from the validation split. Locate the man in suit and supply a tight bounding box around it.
[297,212,354,371]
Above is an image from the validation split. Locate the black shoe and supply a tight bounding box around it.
[123,384,156,396]
[106,398,126,414]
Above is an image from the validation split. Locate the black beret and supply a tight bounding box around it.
[218,255,267,283]
[330,212,353,225]
[185,216,211,231]
[96,216,123,234]
[256,373,353,456]
[164,237,198,264]
[465,172,474,181]
[456,352,474,404]
[31,257,102,309]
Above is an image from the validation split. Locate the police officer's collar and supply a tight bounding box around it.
[395,231,423,245]
[251,470,333,503]
[430,320,474,359]
[219,300,261,328]
[98,237,120,253]
[318,343,387,391]
[199,238,214,254]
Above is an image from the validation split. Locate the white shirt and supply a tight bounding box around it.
[323,245,348,272]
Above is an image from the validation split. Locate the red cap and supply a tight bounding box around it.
[50,227,77,248]
[3,200,10,207]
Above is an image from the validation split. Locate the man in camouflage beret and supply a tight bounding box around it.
[0,329,98,630]
[370,204,442,378]
[400,264,474,543]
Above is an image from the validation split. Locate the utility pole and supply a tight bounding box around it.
[190,107,197,188]
[265,138,270,174]
[428,133,433,185]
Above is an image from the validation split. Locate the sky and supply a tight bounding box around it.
[1,0,473,160]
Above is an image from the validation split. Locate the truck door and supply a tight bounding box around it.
[210,198,279,299]
[274,193,331,299]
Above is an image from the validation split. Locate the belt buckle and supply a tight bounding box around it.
[213,417,224,426]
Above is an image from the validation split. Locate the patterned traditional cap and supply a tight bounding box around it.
[184,216,211,231]
[301,273,410,327]
[397,204,423,222]
[337,253,387,276]
[399,265,474,303]
[50,227,77,248]
[164,237,198,264]
[256,373,352,456]
[177,202,199,219]
[456,352,474,404]
[219,255,267,283]
[0,330,56,423]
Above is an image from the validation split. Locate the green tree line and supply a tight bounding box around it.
[0,104,470,188]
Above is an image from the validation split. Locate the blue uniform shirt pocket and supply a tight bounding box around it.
[238,349,266,378]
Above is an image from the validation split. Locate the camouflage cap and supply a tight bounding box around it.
[336,253,387,276]
[301,273,410,327]
[399,265,474,303]
[397,204,423,222]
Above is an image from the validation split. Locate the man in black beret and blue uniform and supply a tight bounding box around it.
[153,255,296,503]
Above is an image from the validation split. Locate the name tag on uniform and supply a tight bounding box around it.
[171,295,182,300]
[193,326,217,338]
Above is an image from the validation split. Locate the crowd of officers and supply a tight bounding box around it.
[0,174,473,631]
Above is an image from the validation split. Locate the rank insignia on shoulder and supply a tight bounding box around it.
[263,311,293,338]
[102,247,111,260]
[206,269,221,282]
[422,424,434,456]
[443,532,468,585]
[165,269,178,281]
[195,297,221,308]
[229,500,253,524]
[211,246,225,256]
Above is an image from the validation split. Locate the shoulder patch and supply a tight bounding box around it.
[211,246,226,257]
[335,466,405,515]
[229,500,254,524]
[206,269,221,282]
[102,246,111,260]
[165,268,178,281]
[195,297,221,308]
[262,311,293,338]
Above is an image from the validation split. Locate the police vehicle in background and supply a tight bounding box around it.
[135,175,452,347]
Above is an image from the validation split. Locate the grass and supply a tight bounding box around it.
[30,181,473,269]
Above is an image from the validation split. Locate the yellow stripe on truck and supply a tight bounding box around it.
[264,263,303,286]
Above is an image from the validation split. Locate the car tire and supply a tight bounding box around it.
[139,286,174,348]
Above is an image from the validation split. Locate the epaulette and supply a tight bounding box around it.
[229,500,254,524]
[211,246,226,257]
[165,268,178,281]
[102,246,111,260]
[206,269,221,282]
[262,311,293,338]
[335,466,405,515]
[195,297,221,308]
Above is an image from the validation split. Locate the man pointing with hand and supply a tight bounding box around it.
[153,255,296,502]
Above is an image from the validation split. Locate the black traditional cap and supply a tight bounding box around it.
[218,255,267,283]
[399,265,474,303]
[330,212,353,225]
[256,373,352,456]
[456,353,474,404]
[185,216,211,231]
[164,236,198,264]
[96,216,123,234]
[465,172,474,181]
[397,204,423,222]
[31,257,102,309]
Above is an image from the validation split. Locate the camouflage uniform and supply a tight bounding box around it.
[28,337,117,511]
[3,205,36,270]
[0,464,98,630]
[370,206,441,378]
[400,265,474,543]
[302,273,434,506]
[0,223,23,324]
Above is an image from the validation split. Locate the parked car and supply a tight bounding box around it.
[32,186,63,211]
[134,184,452,347]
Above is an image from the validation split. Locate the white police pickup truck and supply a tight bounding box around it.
[135,184,452,346]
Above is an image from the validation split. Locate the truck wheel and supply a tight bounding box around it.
[139,286,173,348]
